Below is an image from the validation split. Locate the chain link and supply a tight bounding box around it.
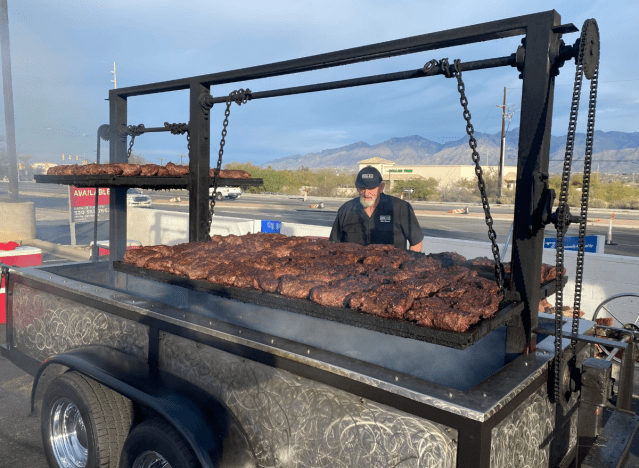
[446,58,506,294]
[125,124,145,159]
[553,20,599,406]
[207,89,252,237]
[163,122,190,156]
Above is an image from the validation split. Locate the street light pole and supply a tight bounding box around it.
[1,0,19,201]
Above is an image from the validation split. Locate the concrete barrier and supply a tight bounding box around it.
[0,201,36,242]
[126,208,261,245]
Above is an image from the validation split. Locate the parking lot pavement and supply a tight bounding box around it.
[0,356,47,468]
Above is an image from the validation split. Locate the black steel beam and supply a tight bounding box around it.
[111,11,567,98]
[508,10,563,353]
[189,81,212,242]
[108,92,129,261]
[203,55,516,105]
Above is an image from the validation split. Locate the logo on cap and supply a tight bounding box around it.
[363,174,373,179]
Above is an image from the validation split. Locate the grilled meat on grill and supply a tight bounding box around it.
[122,233,558,333]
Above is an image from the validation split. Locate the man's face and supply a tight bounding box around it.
[358,182,384,208]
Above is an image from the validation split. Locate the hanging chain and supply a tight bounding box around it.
[164,122,190,157]
[207,89,252,237]
[553,19,599,406]
[124,124,145,159]
[445,58,505,295]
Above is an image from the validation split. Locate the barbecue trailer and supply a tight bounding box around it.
[2,10,639,468]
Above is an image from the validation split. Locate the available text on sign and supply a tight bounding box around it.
[68,186,110,223]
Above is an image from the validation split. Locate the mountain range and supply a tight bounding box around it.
[264,129,639,174]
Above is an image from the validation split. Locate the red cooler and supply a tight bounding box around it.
[1,245,43,324]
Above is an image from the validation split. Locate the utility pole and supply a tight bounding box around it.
[158,157,165,166]
[1,0,18,201]
[111,62,117,89]
[496,87,515,202]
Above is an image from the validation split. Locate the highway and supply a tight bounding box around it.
[2,181,637,258]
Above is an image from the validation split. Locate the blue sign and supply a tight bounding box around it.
[544,235,601,253]
[261,220,282,233]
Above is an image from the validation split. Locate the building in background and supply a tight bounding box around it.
[357,157,518,191]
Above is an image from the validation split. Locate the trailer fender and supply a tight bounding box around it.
[32,346,256,468]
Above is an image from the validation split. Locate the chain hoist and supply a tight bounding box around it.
[164,122,190,153]
[207,89,252,237]
[122,124,145,159]
[435,57,507,296]
[552,19,600,407]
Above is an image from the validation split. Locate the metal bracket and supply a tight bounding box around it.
[199,92,214,120]
[164,122,189,135]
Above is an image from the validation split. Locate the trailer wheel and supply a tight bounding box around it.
[216,192,224,201]
[119,418,198,468]
[41,372,116,468]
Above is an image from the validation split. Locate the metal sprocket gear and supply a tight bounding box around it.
[549,350,579,407]
[581,19,600,80]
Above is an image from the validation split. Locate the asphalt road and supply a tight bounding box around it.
[4,181,638,258]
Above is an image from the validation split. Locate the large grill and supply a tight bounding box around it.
[113,261,563,349]
[34,174,264,190]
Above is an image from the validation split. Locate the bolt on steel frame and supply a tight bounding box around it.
[108,10,576,355]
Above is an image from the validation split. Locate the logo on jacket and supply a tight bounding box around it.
[380,215,391,222]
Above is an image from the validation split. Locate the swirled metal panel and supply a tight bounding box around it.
[489,383,578,468]
[11,283,148,361]
[490,383,553,468]
[159,332,458,468]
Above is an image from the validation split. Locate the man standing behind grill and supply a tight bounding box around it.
[329,166,424,252]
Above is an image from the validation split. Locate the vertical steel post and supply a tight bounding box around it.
[189,82,211,242]
[577,357,613,465]
[108,90,128,261]
[0,0,18,201]
[498,86,506,200]
[616,334,636,411]
[508,11,562,354]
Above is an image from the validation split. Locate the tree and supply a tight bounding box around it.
[128,152,151,165]
[390,177,439,201]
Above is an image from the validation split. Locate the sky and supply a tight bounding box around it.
[1,0,637,167]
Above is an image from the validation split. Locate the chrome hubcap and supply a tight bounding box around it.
[132,451,172,468]
[50,398,88,468]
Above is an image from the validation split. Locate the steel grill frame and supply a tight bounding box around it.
[34,174,263,190]
[113,261,563,349]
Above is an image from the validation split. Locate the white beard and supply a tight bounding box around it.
[360,195,376,208]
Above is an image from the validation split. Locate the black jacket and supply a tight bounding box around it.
[329,193,424,249]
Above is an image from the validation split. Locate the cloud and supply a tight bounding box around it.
[1,0,636,164]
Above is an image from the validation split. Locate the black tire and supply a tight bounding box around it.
[82,376,134,464]
[41,372,114,468]
[215,192,224,201]
[119,418,199,468]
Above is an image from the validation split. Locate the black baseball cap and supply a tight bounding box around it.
[355,166,383,189]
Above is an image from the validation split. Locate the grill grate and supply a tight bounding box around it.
[34,174,263,190]
[113,261,562,349]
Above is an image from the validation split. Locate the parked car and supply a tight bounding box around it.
[127,188,152,207]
